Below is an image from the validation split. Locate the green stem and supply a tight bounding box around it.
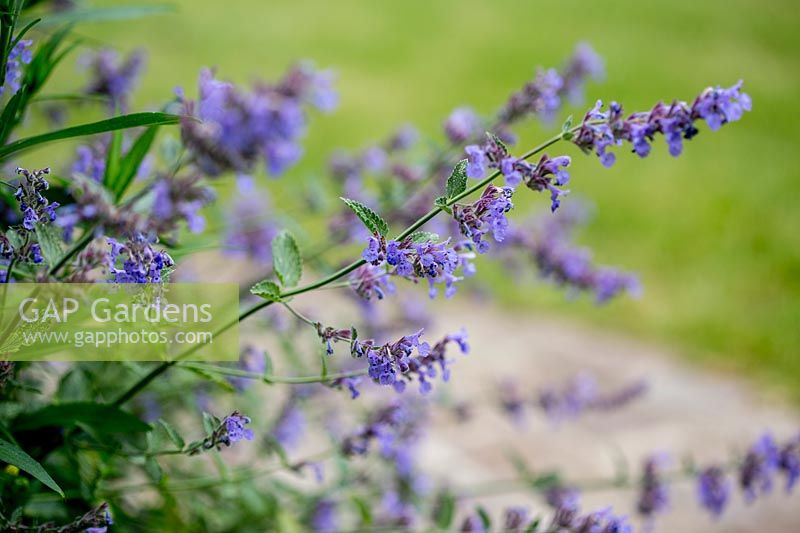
[178,362,367,384]
[111,131,569,406]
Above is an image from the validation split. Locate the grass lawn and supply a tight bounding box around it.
[23,0,800,398]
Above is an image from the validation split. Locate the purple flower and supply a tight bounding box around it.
[1,40,33,97]
[310,498,338,532]
[14,167,59,232]
[453,184,514,253]
[180,64,336,177]
[71,143,106,182]
[348,263,395,301]
[573,82,751,167]
[696,466,731,518]
[637,454,670,519]
[739,433,781,502]
[151,173,214,235]
[500,205,640,303]
[224,190,279,264]
[224,412,254,443]
[778,434,800,492]
[272,398,306,448]
[537,373,647,424]
[502,507,530,532]
[82,48,145,109]
[460,514,486,532]
[362,235,475,299]
[230,346,267,391]
[445,107,482,144]
[464,144,487,178]
[106,234,174,284]
[351,329,468,394]
[496,43,604,127]
[551,505,632,533]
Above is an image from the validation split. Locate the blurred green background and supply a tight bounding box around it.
[33,0,800,397]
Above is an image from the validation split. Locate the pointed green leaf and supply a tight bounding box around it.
[340,197,389,236]
[445,159,468,200]
[434,492,455,529]
[0,112,180,160]
[271,230,302,287]
[34,222,63,266]
[13,402,151,433]
[111,126,159,201]
[103,129,122,190]
[5,228,23,250]
[0,438,64,497]
[250,280,282,302]
[476,506,492,530]
[158,419,185,450]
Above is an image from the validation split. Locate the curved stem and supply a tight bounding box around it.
[112,131,570,406]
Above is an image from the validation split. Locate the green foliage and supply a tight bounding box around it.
[445,159,468,200]
[250,280,283,302]
[13,402,152,433]
[340,197,389,236]
[271,230,302,287]
[0,437,63,497]
[33,222,62,267]
[0,112,180,160]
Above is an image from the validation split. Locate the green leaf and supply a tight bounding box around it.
[445,159,468,200]
[340,197,389,236]
[408,231,439,243]
[487,131,508,154]
[351,495,373,526]
[144,456,163,483]
[476,506,492,530]
[0,438,64,497]
[34,223,63,266]
[111,126,159,201]
[5,228,23,250]
[433,492,455,529]
[202,412,220,435]
[434,195,452,214]
[0,112,180,160]
[250,280,282,302]
[13,402,152,433]
[158,419,185,450]
[561,115,575,141]
[102,129,123,191]
[271,230,302,287]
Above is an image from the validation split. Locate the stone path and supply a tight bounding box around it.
[414,300,800,532]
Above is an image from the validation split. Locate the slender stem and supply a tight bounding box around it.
[111,131,570,406]
[281,302,318,329]
[178,362,367,384]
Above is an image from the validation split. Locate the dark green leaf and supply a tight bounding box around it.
[34,222,63,266]
[271,230,302,287]
[409,231,439,243]
[445,159,468,200]
[0,112,180,160]
[476,506,492,530]
[0,437,64,497]
[13,402,151,433]
[434,196,452,214]
[111,126,159,201]
[158,419,185,450]
[250,280,282,302]
[340,197,389,236]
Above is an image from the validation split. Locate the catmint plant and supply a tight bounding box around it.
[0,5,783,531]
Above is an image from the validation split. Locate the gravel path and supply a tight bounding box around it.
[416,300,800,532]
